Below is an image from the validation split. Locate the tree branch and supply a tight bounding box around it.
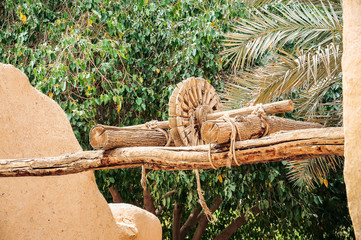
[143,188,156,214]
[192,195,222,240]
[0,128,343,177]
[173,202,183,240]
[108,185,123,203]
[214,206,261,240]
[180,207,202,240]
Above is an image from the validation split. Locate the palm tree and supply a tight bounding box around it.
[221,1,343,188]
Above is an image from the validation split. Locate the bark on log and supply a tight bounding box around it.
[90,125,167,150]
[201,116,322,144]
[206,100,294,120]
[124,100,294,130]
[0,128,343,177]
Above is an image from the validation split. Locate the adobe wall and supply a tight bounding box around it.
[343,1,361,238]
[0,63,161,240]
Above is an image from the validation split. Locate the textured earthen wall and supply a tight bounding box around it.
[343,1,361,238]
[0,63,161,240]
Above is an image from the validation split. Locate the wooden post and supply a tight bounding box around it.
[201,115,322,144]
[90,125,167,150]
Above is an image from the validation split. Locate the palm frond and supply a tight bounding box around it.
[286,155,342,189]
[222,3,342,70]
[221,76,258,110]
[295,76,342,126]
[222,44,342,123]
[290,0,342,9]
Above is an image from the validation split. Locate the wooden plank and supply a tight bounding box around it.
[0,128,343,177]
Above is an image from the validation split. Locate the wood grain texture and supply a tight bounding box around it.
[90,125,167,150]
[168,77,224,146]
[0,128,343,177]
[207,100,294,120]
[202,115,322,144]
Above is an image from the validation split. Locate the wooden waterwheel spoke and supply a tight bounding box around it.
[169,77,223,147]
[196,82,203,104]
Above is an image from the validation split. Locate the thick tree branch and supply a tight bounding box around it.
[0,128,343,176]
[179,207,202,240]
[108,185,123,203]
[143,188,156,214]
[192,196,222,240]
[214,206,261,240]
[173,202,183,240]
[163,190,177,198]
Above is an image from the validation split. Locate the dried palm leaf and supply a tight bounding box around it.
[286,155,342,189]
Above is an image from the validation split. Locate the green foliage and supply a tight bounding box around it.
[221,0,344,188]
[0,0,353,239]
[0,0,240,148]
[220,0,352,238]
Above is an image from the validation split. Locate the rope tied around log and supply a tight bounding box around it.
[218,114,242,168]
[184,112,217,223]
[251,104,270,137]
[141,121,173,195]
[212,104,270,168]
[145,120,172,146]
[141,165,147,190]
[208,143,217,170]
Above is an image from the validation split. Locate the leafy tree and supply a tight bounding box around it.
[0,0,353,239]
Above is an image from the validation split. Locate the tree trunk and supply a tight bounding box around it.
[108,185,123,203]
[180,207,202,240]
[90,125,167,150]
[202,115,322,144]
[143,188,156,214]
[192,196,222,240]
[213,206,261,240]
[173,202,183,240]
[0,128,344,176]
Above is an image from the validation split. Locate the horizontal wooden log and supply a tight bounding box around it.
[206,100,294,120]
[90,125,167,150]
[201,116,322,144]
[0,128,343,177]
[124,100,294,130]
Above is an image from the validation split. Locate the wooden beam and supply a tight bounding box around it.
[201,115,322,144]
[0,128,343,177]
[207,100,294,120]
